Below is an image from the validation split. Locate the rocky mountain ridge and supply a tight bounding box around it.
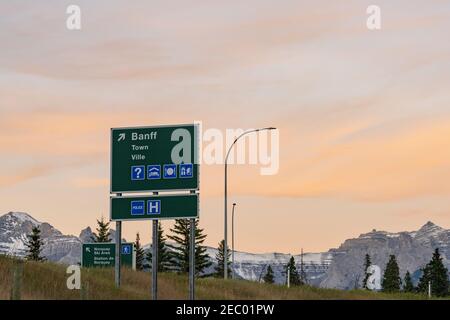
[1,212,448,288]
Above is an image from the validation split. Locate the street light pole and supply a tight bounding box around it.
[231,203,236,279]
[224,127,276,280]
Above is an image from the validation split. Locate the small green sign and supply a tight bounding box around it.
[81,243,135,268]
[111,124,199,193]
[110,194,199,221]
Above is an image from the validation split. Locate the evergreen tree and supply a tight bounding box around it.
[286,256,302,286]
[214,240,231,277]
[417,264,432,296]
[134,232,145,271]
[167,219,212,275]
[382,255,401,293]
[167,220,190,272]
[263,265,275,284]
[362,254,372,289]
[417,248,449,297]
[92,216,111,242]
[147,222,173,272]
[403,271,415,293]
[25,226,45,262]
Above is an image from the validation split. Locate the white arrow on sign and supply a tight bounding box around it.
[118,133,126,142]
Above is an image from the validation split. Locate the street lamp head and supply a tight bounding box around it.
[233,203,236,206]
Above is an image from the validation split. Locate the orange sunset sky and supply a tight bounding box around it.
[1,0,450,253]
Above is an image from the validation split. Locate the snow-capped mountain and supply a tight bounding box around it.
[142,243,332,285]
[0,212,119,265]
[320,221,450,289]
[413,221,450,251]
[202,247,331,285]
[0,212,64,256]
[1,211,448,289]
[0,212,332,284]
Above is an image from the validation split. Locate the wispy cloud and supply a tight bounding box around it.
[0,165,53,188]
[253,118,450,201]
[71,177,109,189]
[0,111,146,157]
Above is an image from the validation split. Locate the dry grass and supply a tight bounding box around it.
[0,255,433,300]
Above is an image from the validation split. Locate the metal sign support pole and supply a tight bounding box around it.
[115,220,122,287]
[287,266,290,288]
[189,218,195,300]
[224,163,228,280]
[152,219,158,300]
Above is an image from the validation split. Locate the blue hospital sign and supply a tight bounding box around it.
[147,200,161,215]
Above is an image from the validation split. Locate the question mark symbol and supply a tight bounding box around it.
[135,167,142,179]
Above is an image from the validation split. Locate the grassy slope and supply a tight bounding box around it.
[0,255,431,300]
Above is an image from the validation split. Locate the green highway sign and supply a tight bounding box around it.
[81,243,135,268]
[109,124,200,295]
[110,194,199,221]
[111,124,199,193]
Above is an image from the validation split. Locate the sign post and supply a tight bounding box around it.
[115,221,121,287]
[189,218,195,300]
[152,220,158,300]
[110,124,199,299]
